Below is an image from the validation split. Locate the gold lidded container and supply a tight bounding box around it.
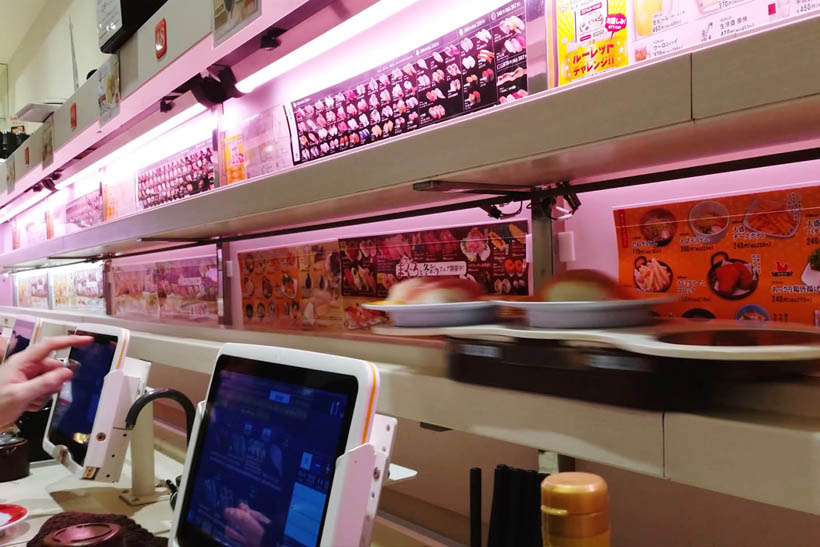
[541,472,610,547]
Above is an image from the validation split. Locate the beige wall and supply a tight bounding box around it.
[7,0,109,130]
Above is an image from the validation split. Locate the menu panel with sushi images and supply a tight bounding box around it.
[614,184,820,325]
[340,221,529,329]
[156,256,220,324]
[287,1,528,164]
[111,263,160,320]
[51,265,105,312]
[15,273,50,309]
[238,242,342,331]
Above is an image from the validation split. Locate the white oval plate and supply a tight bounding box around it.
[362,301,497,328]
[0,504,28,535]
[497,298,673,329]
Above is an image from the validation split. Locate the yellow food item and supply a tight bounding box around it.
[489,232,507,252]
[635,258,670,292]
[634,0,662,36]
[509,223,526,245]
[538,269,633,301]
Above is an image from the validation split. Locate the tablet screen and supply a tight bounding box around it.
[47,331,118,465]
[4,319,35,361]
[178,354,358,547]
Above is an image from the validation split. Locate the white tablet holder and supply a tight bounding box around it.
[47,357,151,485]
[120,378,196,507]
[169,403,398,547]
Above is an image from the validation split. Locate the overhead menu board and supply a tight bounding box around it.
[287,1,528,165]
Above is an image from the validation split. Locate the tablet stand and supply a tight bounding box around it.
[323,413,398,547]
[119,362,196,507]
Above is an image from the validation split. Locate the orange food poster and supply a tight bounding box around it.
[239,242,342,331]
[614,186,820,324]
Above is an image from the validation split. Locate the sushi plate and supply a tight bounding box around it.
[0,504,28,536]
[361,301,496,328]
[496,298,673,329]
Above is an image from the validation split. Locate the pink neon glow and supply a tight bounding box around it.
[0,104,211,226]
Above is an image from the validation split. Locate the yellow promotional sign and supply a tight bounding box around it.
[556,0,629,85]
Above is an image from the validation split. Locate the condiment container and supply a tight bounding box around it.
[541,472,610,547]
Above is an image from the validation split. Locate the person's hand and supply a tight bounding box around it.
[0,335,92,429]
[224,503,271,547]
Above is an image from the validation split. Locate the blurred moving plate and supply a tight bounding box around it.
[0,504,28,537]
[362,301,497,328]
[496,298,672,328]
[374,321,820,365]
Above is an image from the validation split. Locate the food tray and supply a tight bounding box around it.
[742,197,800,238]
[496,298,671,329]
[361,301,497,328]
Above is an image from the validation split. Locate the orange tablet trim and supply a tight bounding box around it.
[115,331,129,370]
[361,362,377,444]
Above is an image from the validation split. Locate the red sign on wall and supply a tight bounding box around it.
[70,103,77,130]
[155,18,167,59]
[24,147,29,165]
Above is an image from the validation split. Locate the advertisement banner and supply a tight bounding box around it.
[614,185,820,324]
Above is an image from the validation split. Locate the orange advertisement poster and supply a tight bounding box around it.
[614,185,820,325]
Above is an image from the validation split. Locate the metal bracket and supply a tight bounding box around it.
[413,179,582,220]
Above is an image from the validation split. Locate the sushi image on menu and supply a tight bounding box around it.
[493,7,528,104]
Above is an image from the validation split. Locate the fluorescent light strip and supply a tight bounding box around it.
[235,0,419,94]
[56,103,207,191]
[0,103,208,225]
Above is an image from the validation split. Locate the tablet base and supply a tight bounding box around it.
[119,398,171,506]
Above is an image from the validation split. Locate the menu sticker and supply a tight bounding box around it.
[156,256,219,324]
[97,54,121,126]
[629,0,820,64]
[239,242,342,331]
[213,0,260,46]
[51,265,105,312]
[136,140,215,210]
[42,115,54,168]
[16,273,49,309]
[288,0,528,165]
[340,221,529,329]
[556,0,629,84]
[614,185,820,324]
[64,186,104,233]
[111,263,160,320]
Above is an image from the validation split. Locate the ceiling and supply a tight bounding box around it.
[0,0,49,64]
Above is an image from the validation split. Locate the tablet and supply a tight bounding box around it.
[174,344,378,547]
[2,315,42,363]
[44,324,129,474]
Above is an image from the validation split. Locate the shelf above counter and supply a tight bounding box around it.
[4,17,820,269]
